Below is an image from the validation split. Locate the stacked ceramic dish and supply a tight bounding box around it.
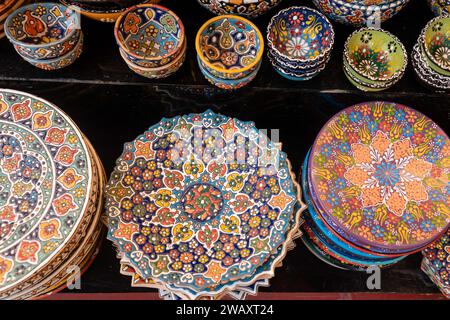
[105,110,305,300]
[197,0,282,18]
[267,7,334,81]
[5,3,83,70]
[195,15,264,90]
[428,0,450,16]
[301,101,450,271]
[422,229,450,299]
[312,0,411,27]
[114,4,186,79]
[0,89,106,300]
[60,0,157,22]
[0,0,30,39]
[412,16,450,91]
[343,28,407,91]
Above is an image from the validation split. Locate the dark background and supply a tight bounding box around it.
[1,0,449,295]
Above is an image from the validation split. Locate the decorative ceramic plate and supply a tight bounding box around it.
[308,101,450,254]
[0,89,93,296]
[106,110,299,298]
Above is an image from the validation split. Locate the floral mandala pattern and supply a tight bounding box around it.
[0,90,91,290]
[310,102,450,253]
[106,110,297,296]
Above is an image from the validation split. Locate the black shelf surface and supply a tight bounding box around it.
[0,0,449,296]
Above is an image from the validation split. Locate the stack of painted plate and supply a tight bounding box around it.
[0,89,105,300]
[115,4,186,79]
[301,101,450,270]
[266,7,334,81]
[195,15,264,90]
[412,16,450,91]
[0,0,30,39]
[106,110,305,299]
[5,3,84,70]
[422,228,450,299]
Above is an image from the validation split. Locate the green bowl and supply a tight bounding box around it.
[423,16,450,73]
[344,27,407,83]
[343,64,391,92]
[420,37,450,77]
[343,58,396,87]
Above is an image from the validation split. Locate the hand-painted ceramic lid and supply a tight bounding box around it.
[106,110,298,298]
[308,101,450,254]
[0,89,92,294]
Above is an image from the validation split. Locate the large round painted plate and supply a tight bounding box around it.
[308,101,450,254]
[0,89,92,295]
[106,110,297,298]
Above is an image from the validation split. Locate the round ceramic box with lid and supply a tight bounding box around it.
[4,2,82,61]
[105,110,304,299]
[115,4,185,68]
[0,89,101,299]
[308,101,450,255]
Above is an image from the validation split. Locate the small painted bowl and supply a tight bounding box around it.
[312,0,411,27]
[21,31,84,70]
[267,6,334,67]
[428,0,450,16]
[196,15,264,80]
[198,56,261,89]
[269,51,329,81]
[115,4,185,68]
[197,0,282,18]
[344,28,407,84]
[120,40,187,79]
[422,16,450,73]
[5,3,81,60]
[412,42,450,91]
[419,34,450,76]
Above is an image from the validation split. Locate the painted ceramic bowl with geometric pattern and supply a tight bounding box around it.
[312,0,411,27]
[343,28,407,91]
[428,0,450,16]
[196,0,283,18]
[195,15,264,81]
[114,4,185,68]
[4,2,81,60]
[423,16,450,73]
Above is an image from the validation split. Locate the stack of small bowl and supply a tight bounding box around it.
[312,0,411,27]
[5,2,83,70]
[428,0,450,16]
[343,27,407,91]
[114,4,186,79]
[266,6,334,81]
[60,0,157,23]
[0,0,30,39]
[195,15,264,90]
[0,89,105,300]
[412,16,450,91]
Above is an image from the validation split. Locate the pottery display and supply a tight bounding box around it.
[428,0,450,16]
[196,0,283,18]
[115,4,186,79]
[267,6,334,81]
[413,16,450,91]
[312,0,411,27]
[105,110,305,299]
[60,0,159,23]
[301,101,450,270]
[343,27,407,91]
[196,15,264,88]
[5,2,83,70]
[0,89,105,300]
